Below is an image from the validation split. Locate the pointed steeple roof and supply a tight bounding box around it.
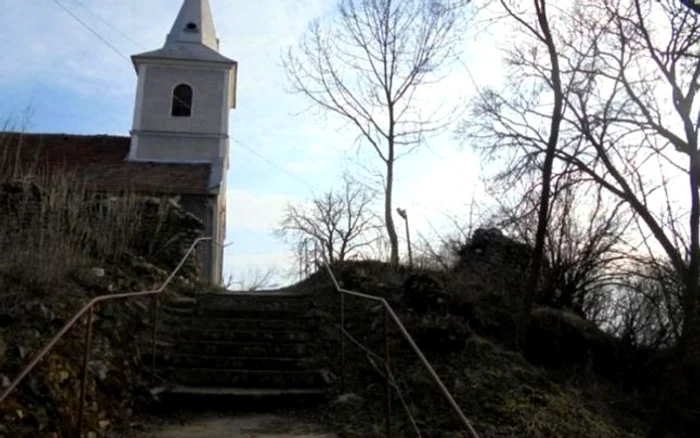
[166,0,219,50]
[132,0,235,67]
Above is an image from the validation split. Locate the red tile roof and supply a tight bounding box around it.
[0,132,213,195]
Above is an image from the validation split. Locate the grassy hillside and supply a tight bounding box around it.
[287,260,671,438]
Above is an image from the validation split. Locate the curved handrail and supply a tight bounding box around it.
[0,236,215,403]
[321,260,480,438]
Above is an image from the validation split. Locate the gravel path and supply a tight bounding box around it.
[146,414,337,438]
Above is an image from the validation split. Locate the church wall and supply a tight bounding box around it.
[134,134,221,162]
[211,190,226,284]
[180,194,219,284]
[140,65,227,134]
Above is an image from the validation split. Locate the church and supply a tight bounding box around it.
[1,0,237,285]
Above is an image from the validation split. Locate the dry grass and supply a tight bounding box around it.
[0,128,156,291]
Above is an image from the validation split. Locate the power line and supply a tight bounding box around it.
[68,0,147,50]
[51,0,130,62]
[231,138,321,193]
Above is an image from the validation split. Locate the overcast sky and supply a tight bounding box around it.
[0,0,505,287]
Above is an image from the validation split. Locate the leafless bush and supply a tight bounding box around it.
[490,174,631,319]
[414,200,486,271]
[224,266,279,292]
[605,260,684,349]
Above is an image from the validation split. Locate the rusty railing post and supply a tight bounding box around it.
[384,306,392,438]
[151,294,159,385]
[77,305,95,436]
[340,291,346,393]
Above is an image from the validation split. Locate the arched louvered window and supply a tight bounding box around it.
[171,84,193,117]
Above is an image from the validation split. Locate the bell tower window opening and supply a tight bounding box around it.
[172,84,193,117]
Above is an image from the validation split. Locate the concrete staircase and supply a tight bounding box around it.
[146,292,329,405]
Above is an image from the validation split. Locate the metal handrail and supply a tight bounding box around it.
[321,261,480,438]
[339,324,423,436]
[0,236,219,435]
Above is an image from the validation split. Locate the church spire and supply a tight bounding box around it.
[166,0,219,51]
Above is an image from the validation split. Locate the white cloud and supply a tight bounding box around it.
[392,143,487,239]
[284,161,329,174]
[226,189,297,231]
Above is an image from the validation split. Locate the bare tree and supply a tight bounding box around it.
[506,0,564,349]
[557,3,700,434]
[415,226,469,271]
[284,0,468,266]
[465,0,591,347]
[225,267,279,292]
[470,0,700,435]
[415,199,485,270]
[492,171,631,321]
[608,258,684,349]
[276,173,382,265]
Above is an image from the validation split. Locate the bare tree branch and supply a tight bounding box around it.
[283,0,470,265]
[276,173,382,269]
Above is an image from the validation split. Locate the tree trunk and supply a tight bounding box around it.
[327,241,335,265]
[514,0,563,349]
[385,157,399,266]
[515,168,553,348]
[646,313,699,438]
[646,131,700,438]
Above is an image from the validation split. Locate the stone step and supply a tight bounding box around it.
[151,386,328,409]
[149,340,314,358]
[150,354,321,371]
[196,293,314,311]
[148,328,315,343]
[154,386,326,398]
[161,296,197,309]
[161,294,314,314]
[160,305,316,320]
[158,314,319,332]
[166,368,328,389]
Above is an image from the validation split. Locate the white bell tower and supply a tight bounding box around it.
[128,0,238,165]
